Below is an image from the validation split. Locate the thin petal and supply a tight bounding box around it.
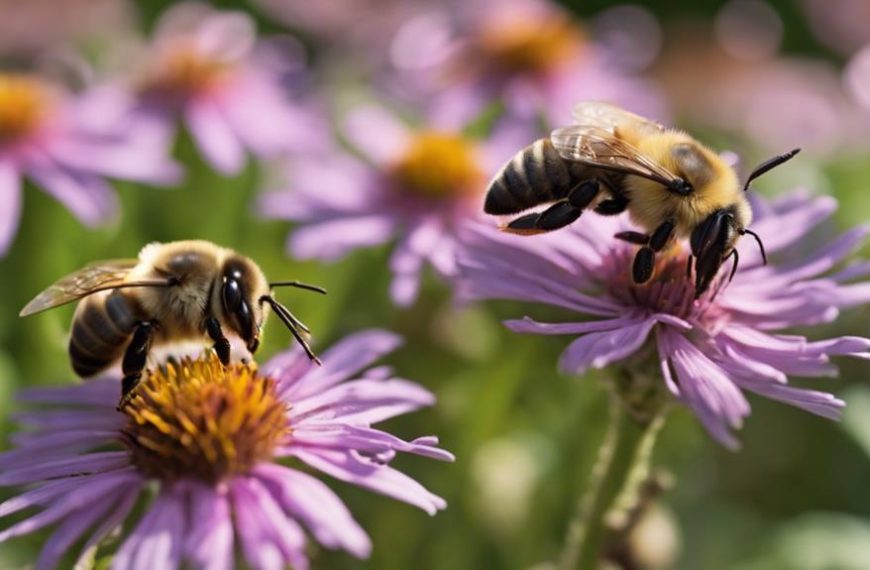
[186,101,245,175]
[35,487,119,570]
[0,451,130,485]
[185,484,233,570]
[113,490,184,570]
[290,215,396,261]
[343,105,409,165]
[0,160,21,255]
[558,317,657,374]
[26,161,117,226]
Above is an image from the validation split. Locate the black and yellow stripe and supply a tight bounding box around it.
[68,291,141,377]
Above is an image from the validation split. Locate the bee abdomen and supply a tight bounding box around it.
[484,138,586,215]
[69,291,139,378]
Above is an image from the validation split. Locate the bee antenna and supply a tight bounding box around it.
[740,228,767,265]
[269,280,327,295]
[260,295,321,365]
[743,148,801,192]
[728,248,739,282]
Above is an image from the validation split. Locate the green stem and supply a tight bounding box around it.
[558,396,665,570]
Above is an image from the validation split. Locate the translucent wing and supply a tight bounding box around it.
[550,125,681,187]
[20,259,168,316]
[571,101,665,133]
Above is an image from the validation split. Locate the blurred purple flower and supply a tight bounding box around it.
[388,0,665,127]
[128,2,325,175]
[259,103,525,306]
[0,73,180,256]
[458,190,870,448]
[0,330,452,569]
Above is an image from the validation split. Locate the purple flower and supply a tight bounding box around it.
[259,103,526,306]
[0,330,452,569]
[389,0,665,127]
[128,3,326,175]
[0,73,180,256]
[457,190,870,448]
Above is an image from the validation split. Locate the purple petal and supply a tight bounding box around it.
[504,315,637,335]
[0,160,21,255]
[290,215,396,261]
[277,329,403,401]
[292,448,447,515]
[77,490,139,566]
[186,100,245,175]
[254,464,372,558]
[343,105,409,165]
[185,483,233,570]
[289,378,436,425]
[558,317,657,374]
[288,424,454,461]
[0,430,117,469]
[0,451,130,485]
[231,477,309,570]
[16,377,118,405]
[26,161,117,226]
[35,487,119,570]
[734,377,844,420]
[113,490,184,570]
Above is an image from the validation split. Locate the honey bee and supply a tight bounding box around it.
[20,240,325,408]
[484,102,800,297]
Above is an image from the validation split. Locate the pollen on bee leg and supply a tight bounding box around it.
[119,354,289,483]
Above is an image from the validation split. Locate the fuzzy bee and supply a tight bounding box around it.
[484,102,800,297]
[20,240,325,408]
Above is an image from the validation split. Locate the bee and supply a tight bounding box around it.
[484,102,800,297]
[20,240,326,408]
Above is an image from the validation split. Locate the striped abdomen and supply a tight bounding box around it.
[484,138,591,215]
[69,290,142,378]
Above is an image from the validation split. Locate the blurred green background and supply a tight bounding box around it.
[2,1,870,569]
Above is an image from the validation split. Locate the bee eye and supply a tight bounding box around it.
[222,278,243,312]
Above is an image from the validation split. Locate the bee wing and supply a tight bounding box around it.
[550,125,681,188]
[571,101,665,133]
[20,259,167,316]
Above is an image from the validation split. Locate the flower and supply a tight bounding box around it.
[0,330,452,569]
[258,102,526,306]
[0,72,181,257]
[127,2,326,175]
[457,190,870,447]
[388,0,665,128]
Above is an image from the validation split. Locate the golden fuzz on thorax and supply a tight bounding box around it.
[0,74,50,140]
[390,131,484,199]
[121,355,288,483]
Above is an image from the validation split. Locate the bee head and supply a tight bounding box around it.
[220,259,268,354]
[690,210,768,299]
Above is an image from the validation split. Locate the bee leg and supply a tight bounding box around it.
[504,180,600,234]
[594,195,628,216]
[615,231,650,245]
[117,320,155,410]
[632,220,676,284]
[204,316,231,365]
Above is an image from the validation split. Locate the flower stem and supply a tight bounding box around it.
[559,395,666,570]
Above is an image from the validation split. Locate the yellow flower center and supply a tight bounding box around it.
[121,356,289,483]
[140,47,228,97]
[390,132,484,199]
[0,74,49,141]
[478,15,583,74]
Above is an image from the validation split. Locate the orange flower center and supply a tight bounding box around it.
[0,74,49,141]
[390,131,484,199]
[140,47,228,97]
[478,15,583,74]
[121,356,288,483]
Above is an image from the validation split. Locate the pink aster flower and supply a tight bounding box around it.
[0,330,452,569]
[389,0,665,128]
[457,190,870,448]
[259,103,526,306]
[0,73,180,257]
[127,2,325,175]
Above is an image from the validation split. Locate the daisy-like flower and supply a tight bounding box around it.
[259,103,524,306]
[128,2,325,175]
[389,0,664,128]
[457,190,870,447]
[0,73,180,256]
[0,330,452,569]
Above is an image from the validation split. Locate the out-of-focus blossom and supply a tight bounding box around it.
[0,0,134,58]
[389,0,665,128]
[124,3,326,175]
[714,0,783,61]
[0,330,452,569]
[799,0,870,56]
[0,73,180,256]
[458,190,870,448]
[259,102,524,306]
[655,35,870,156]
